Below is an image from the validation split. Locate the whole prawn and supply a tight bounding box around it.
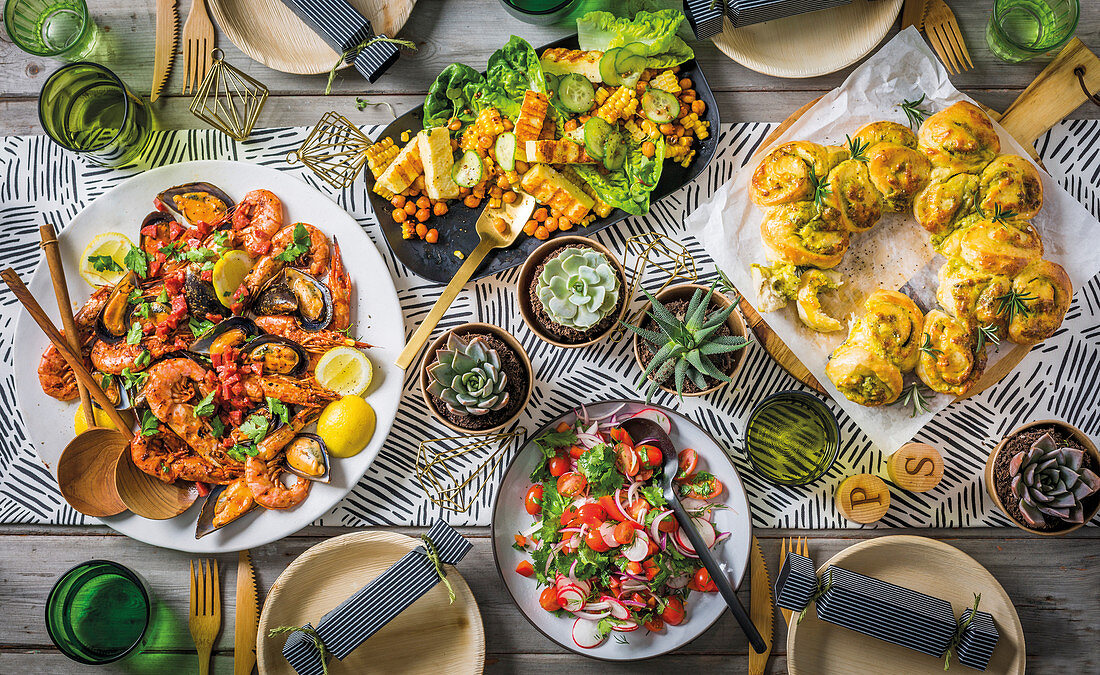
[254,315,370,354]
[38,288,110,400]
[242,222,330,295]
[233,189,284,257]
[141,358,237,467]
[130,424,243,485]
[245,456,310,509]
[327,237,351,331]
[240,371,340,408]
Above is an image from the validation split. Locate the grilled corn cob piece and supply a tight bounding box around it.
[650,70,681,94]
[374,136,423,197]
[525,139,594,164]
[623,118,660,143]
[680,113,709,139]
[460,107,506,151]
[595,86,638,125]
[520,164,594,222]
[366,137,399,180]
[561,166,611,218]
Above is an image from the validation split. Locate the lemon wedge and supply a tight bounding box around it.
[212,250,253,307]
[79,232,135,287]
[317,396,376,458]
[74,403,119,435]
[314,347,373,396]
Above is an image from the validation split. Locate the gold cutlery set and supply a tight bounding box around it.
[188,551,259,674]
[152,0,217,102]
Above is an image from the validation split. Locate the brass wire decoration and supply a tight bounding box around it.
[189,49,268,141]
[286,111,373,189]
[611,231,699,340]
[415,429,524,513]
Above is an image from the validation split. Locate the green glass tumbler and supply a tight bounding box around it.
[38,62,155,167]
[744,390,840,487]
[986,0,1080,63]
[4,0,97,60]
[498,0,579,25]
[45,560,151,665]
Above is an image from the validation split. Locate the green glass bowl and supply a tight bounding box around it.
[45,560,151,665]
[744,390,840,487]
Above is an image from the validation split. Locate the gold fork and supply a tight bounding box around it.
[190,559,222,675]
[923,0,973,75]
[778,537,809,627]
[181,0,216,94]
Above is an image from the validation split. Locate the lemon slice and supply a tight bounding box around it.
[74,403,119,435]
[314,347,373,396]
[79,232,135,287]
[212,250,253,307]
[317,396,376,458]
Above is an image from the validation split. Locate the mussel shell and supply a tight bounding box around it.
[94,271,140,344]
[240,334,308,377]
[254,268,332,331]
[157,182,235,227]
[183,268,231,321]
[140,210,174,249]
[189,316,260,354]
[284,433,330,483]
[195,481,257,539]
[95,371,133,411]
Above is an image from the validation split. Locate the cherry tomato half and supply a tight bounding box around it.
[556,472,588,497]
[675,448,698,479]
[560,506,578,527]
[678,472,724,500]
[599,494,629,522]
[657,515,678,533]
[688,567,718,592]
[613,521,637,545]
[644,616,665,632]
[636,444,663,467]
[539,587,562,611]
[548,455,569,477]
[515,560,535,577]
[616,445,640,477]
[524,485,543,515]
[627,499,649,523]
[585,527,610,552]
[661,596,686,626]
[576,503,607,528]
[608,427,634,450]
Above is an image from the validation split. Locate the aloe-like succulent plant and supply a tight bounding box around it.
[1008,432,1100,527]
[426,333,509,417]
[536,248,620,330]
[623,280,751,402]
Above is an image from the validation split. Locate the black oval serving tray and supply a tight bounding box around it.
[365,34,720,284]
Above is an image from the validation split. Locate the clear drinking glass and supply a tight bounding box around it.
[986,0,1080,63]
[744,390,840,487]
[38,62,155,167]
[4,0,98,60]
[45,560,151,665]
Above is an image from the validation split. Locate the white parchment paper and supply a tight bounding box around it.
[686,28,1100,454]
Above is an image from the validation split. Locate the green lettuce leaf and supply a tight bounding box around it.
[423,63,484,129]
[574,136,665,215]
[576,9,694,68]
[485,35,546,101]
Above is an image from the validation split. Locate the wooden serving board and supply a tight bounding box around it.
[742,38,1100,401]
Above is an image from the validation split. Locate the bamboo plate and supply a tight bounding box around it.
[787,535,1025,674]
[208,0,415,75]
[258,531,485,674]
[712,0,902,78]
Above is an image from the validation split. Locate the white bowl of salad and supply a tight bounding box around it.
[491,400,753,659]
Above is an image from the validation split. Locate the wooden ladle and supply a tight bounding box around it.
[1,268,198,519]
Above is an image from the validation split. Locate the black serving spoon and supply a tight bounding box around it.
[620,417,767,654]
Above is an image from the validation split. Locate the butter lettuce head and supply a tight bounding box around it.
[574,137,665,215]
[577,9,694,69]
[423,63,484,129]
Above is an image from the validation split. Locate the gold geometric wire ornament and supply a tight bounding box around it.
[189,49,269,142]
[415,429,524,513]
[286,111,373,190]
[610,231,700,341]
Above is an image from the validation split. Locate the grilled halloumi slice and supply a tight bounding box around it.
[524,140,595,165]
[417,127,460,201]
[520,164,594,222]
[514,90,548,161]
[374,135,423,196]
[540,48,603,83]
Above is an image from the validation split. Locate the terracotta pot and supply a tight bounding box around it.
[631,283,749,398]
[516,235,628,349]
[985,419,1100,535]
[419,322,533,435]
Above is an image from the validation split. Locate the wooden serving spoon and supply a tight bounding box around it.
[395,193,536,370]
[1,268,197,519]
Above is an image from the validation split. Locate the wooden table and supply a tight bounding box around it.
[1,2,1097,673]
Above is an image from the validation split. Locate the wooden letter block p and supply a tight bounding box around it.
[836,474,890,524]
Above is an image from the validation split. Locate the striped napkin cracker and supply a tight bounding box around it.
[724,0,853,28]
[956,607,999,671]
[773,552,817,612]
[279,0,400,81]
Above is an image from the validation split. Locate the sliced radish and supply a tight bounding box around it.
[672,527,696,555]
[680,497,707,512]
[599,522,620,548]
[572,618,608,649]
[691,516,716,549]
[572,609,611,621]
[603,596,630,620]
[584,600,611,612]
[629,408,672,434]
[611,618,640,632]
[557,587,586,612]
[622,530,650,562]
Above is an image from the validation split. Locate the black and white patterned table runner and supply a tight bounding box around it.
[0,121,1097,528]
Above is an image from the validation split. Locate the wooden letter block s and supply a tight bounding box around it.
[887,442,944,493]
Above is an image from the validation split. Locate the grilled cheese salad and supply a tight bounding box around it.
[368,9,709,245]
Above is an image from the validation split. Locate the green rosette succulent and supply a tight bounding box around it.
[1009,432,1100,527]
[426,333,509,417]
[536,248,620,331]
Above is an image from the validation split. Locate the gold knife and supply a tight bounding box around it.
[234,550,259,675]
[151,0,179,102]
[901,0,929,30]
[748,535,774,675]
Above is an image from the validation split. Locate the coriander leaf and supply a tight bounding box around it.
[182,247,215,264]
[158,241,185,260]
[189,316,216,337]
[87,254,123,273]
[193,390,216,418]
[120,367,147,391]
[127,288,144,305]
[140,410,160,436]
[238,413,270,445]
[209,416,225,439]
[99,373,114,391]
[577,443,623,495]
[228,446,247,462]
[124,246,148,278]
[134,349,151,369]
[156,289,168,304]
[638,484,666,508]
[125,321,144,345]
[275,223,310,263]
[535,428,577,458]
[266,396,290,426]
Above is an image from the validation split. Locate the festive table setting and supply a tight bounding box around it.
[0,0,1097,673]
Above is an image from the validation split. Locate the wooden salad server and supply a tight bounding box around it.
[1,268,197,519]
[395,192,536,370]
[620,417,768,654]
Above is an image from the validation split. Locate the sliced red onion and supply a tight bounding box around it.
[666,574,691,589]
[559,526,583,535]
[614,490,634,525]
[576,432,602,449]
[571,609,611,622]
[648,509,673,542]
[620,597,647,609]
[680,497,707,512]
[589,402,627,422]
[520,519,543,538]
[569,559,578,579]
[585,420,599,436]
[620,571,647,582]
[714,531,730,545]
[576,404,589,425]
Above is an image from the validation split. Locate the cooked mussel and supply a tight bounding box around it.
[94,271,140,343]
[254,268,332,331]
[139,210,173,249]
[190,316,261,355]
[157,182,234,227]
[240,334,308,377]
[96,371,133,411]
[195,480,257,539]
[284,433,330,483]
[183,268,230,320]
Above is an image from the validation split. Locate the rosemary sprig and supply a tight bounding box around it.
[845,133,870,162]
[919,333,943,359]
[326,37,417,95]
[808,162,831,210]
[895,382,934,418]
[716,268,743,304]
[980,203,1019,226]
[899,94,931,130]
[994,289,1036,323]
[974,323,1001,352]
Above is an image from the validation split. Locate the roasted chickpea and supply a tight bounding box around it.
[523,219,538,236]
[433,202,448,216]
[659,123,677,136]
[503,118,514,131]
[404,201,417,215]
[416,223,428,238]
[473,185,486,198]
[502,190,517,204]
[478,135,493,149]
[641,141,655,158]
[534,225,549,240]
[533,208,548,222]
[447,118,462,131]
[414,196,429,210]
[496,175,511,190]
[464,195,481,208]
[425,228,439,244]
[489,186,503,199]
[543,217,558,233]
[550,208,561,218]
[680,92,696,104]
[515,160,529,174]
[392,208,407,223]
[450,139,459,150]
[558,217,573,231]
[692,100,706,115]
[564,119,578,132]
[493,217,508,234]
[459,186,471,196]
[391,195,406,209]
[679,78,692,89]
[415,208,431,223]
[673,124,685,136]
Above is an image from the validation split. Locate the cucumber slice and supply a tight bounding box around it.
[494,133,517,172]
[641,88,681,123]
[615,50,646,88]
[557,74,595,114]
[602,133,625,171]
[544,72,560,95]
[452,150,483,188]
[583,117,613,160]
[619,42,647,57]
[599,48,622,85]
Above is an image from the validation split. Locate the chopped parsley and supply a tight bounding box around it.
[125,321,144,345]
[238,412,270,445]
[158,241,185,260]
[275,223,311,263]
[139,410,160,436]
[120,367,147,391]
[577,443,622,495]
[209,416,226,439]
[266,396,290,426]
[124,246,148,278]
[87,254,122,273]
[189,316,216,337]
[193,390,216,418]
[134,349,151,369]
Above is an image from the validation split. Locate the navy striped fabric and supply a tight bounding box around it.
[684,0,726,40]
[281,521,472,674]
[724,0,853,28]
[773,552,817,611]
[956,607,998,670]
[280,0,399,81]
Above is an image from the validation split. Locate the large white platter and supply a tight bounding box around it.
[12,160,405,553]
[491,400,753,660]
